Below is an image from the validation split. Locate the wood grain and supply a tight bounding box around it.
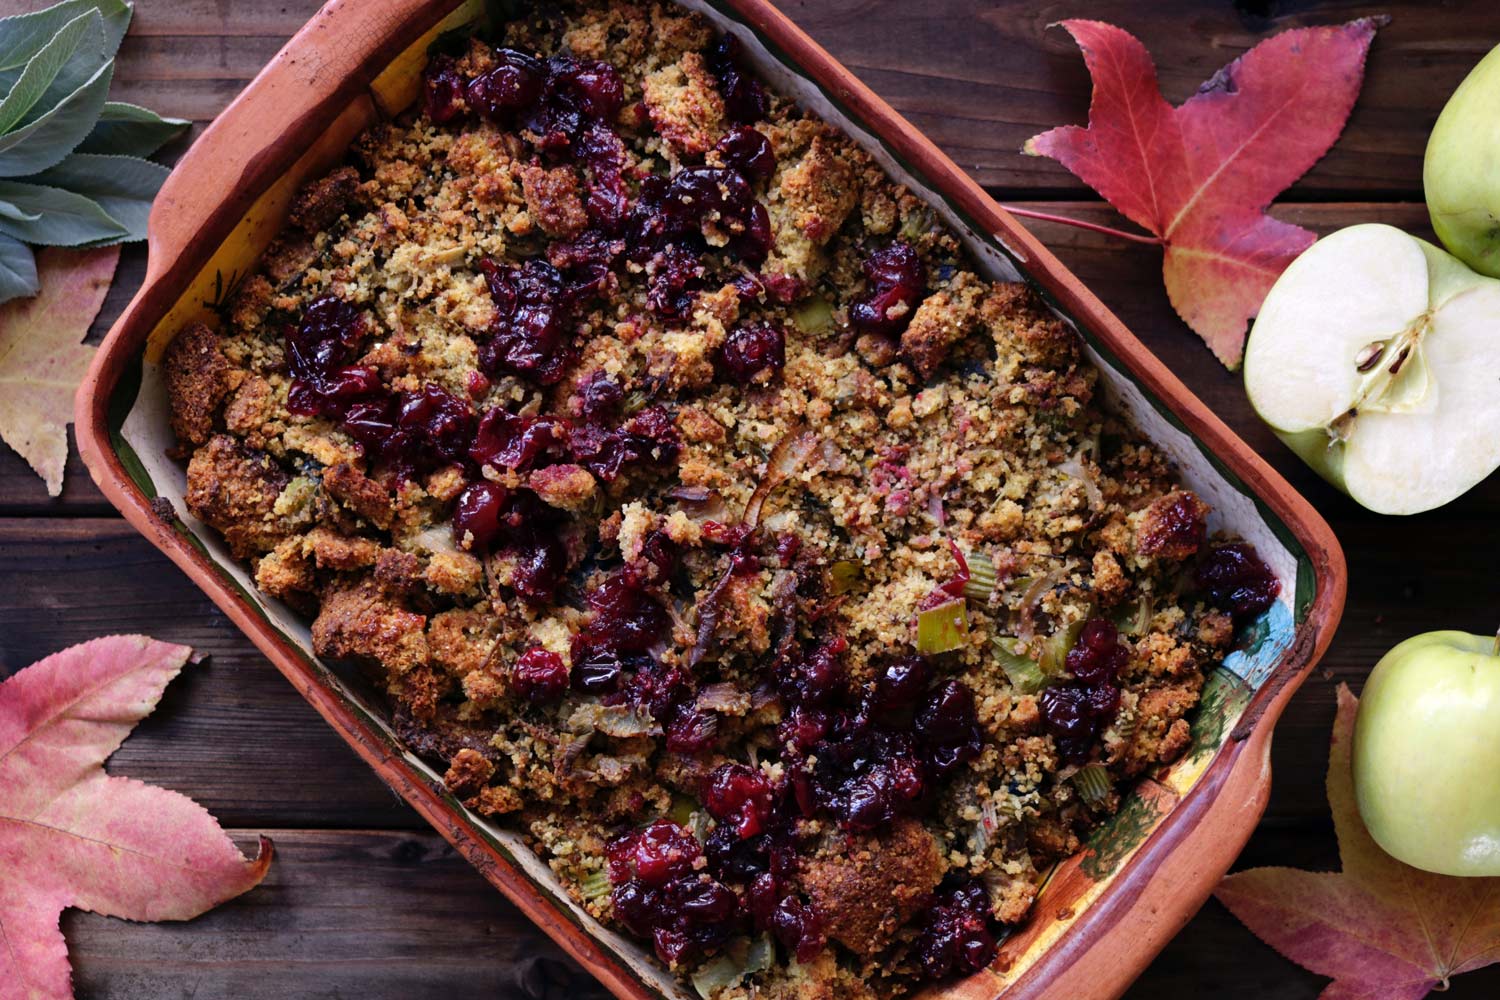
[3,0,1498,996]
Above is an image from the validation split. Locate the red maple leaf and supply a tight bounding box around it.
[0,636,272,1000]
[1215,685,1500,999]
[1021,18,1381,367]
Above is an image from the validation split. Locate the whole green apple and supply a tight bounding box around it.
[1353,631,1500,877]
[1425,43,1500,278]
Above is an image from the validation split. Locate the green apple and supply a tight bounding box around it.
[1353,631,1500,877]
[1244,223,1500,514]
[1425,43,1500,278]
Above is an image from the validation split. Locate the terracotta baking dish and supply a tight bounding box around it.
[74,1,1347,997]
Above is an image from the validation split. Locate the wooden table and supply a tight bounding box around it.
[5,0,1498,996]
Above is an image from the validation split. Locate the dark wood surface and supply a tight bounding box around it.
[3,0,1499,996]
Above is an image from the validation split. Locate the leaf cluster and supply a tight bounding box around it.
[0,0,189,303]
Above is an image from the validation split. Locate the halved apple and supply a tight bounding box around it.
[1244,223,1500,515]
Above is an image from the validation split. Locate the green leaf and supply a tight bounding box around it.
[0,11,103,135]
[14,12,113,135]
[0,179,124,245]
[0,201,41,223]
[0,0,129,71]
[30,152,167,242]
[0,233,38,304]
[0,56,113,177]
[77,101,189,157]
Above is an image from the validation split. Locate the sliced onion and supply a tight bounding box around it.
[1015,569,1063,641]
[1058,455,1103,510]
[743,428,820,530]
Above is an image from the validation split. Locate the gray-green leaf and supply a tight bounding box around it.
[0,10,105,135]
[0,0,130,72]
[0,178,124,245]
[0,200,41,223]
[0,233,39,304]
[0,56,112,177]
[29,152,167,243]
[77,101,189,157]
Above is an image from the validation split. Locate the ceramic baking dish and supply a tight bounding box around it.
[75,1,1347,996]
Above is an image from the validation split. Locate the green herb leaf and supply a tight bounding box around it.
[0,233,39,304]
[0,56,113,177]
[0,0,128,73]
[0,10,104,135]
[77,101,189,157]
[0,178,124,246]
[29,152,168,243]
[0,201,41,223]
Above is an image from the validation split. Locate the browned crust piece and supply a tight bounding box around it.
[163,322,238,448]
[799,818,946,958]
[184,434,290,557]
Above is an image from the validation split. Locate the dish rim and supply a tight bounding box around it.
[74,1,1348,997]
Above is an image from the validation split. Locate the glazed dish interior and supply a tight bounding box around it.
[111,2,1313,998]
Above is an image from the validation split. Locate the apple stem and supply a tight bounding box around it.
[998,206,1164,246]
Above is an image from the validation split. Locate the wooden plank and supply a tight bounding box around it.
[7,0,1492,195]
[57,826,1500,999]
[0,519,417,830]
[64,829,613,1000]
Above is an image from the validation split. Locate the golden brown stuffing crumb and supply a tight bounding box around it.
[800,818,946,958]
[163,322,237,447]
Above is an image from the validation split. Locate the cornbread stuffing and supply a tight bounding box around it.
[164,2,1280,996]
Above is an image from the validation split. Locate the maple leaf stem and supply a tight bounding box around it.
[999,206,1164,246]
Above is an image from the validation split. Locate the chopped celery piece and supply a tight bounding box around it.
[792,295,834,334]
[1111,594,1152,636]
[691,955,744,999]
[993,637,1049,694]
[579,868,612,901]
[961,550,998,601]
[1072,763,1112,807]
[829,559,863,594]
[1039,618,1085,676]
[917,599,970,655]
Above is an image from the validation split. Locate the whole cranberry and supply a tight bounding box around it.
[915,878,997,981]
[607,819,700,887]
[1064,617,1130,684]
[718,322,785,384]
[871,655,929,714]
[770,895,825,963]
[714,125,775,182]
[702,763,774,839]
[706,35,769,123]
[511,648,568,703]
[422,54,468,124]
[850,242,927,336]
[1196,542,1282,624]
[451,481,507,551]
[465,49,545,120]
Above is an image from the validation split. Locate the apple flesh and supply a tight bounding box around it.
[1353,631,1500,877]
[1425,43,1500,278]
[1244,223,1500,514]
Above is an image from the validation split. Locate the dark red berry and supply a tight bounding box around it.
[714,125,775,182]
[469,407,568,471]
[915,878,997,981]
[770,895,825,963]
[511,647,568,703]
[465,49,544,121]
[607,820,700,887]
[850,242,927,336]
[706,35,769,123]
[1196,542,1281,624]
[702,763,774,838]
[451,481,507,552]
[421,54,468,124]
[718,321,785,384]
